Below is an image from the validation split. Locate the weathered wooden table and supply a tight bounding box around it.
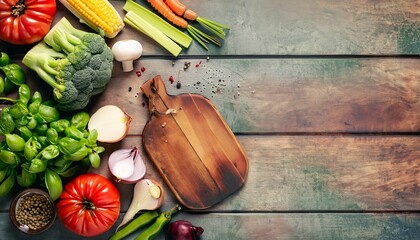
[1,0,419,239]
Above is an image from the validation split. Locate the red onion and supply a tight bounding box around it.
[166,220,204,240]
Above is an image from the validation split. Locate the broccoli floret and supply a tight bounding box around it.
[72,67,95,91]
[68,45,92,70]
[88,54,102,70]
[22,17,114,112]
[56,81,78,104]
[100,46,113,62]
[81,33,106,54]
[54,59,75,82]
[56,84,93,112]
[92,61,112,88]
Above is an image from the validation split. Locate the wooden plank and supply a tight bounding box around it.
[2,135,417,212]
[4,58,418,134]
[89,58,420,134]
[0,212,418,239]
[1,0,419,56]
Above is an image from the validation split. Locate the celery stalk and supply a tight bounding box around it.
[124,11,182,57]
[123,0,192,48]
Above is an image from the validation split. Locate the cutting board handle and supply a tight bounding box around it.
[141,75,169,114]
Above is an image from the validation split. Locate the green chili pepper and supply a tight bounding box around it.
[5,133,25,152]
[0,63,25,86]
[17,84,31,106]
[0,76,4,95]
[71,112,90,130]
[135,205,180,240]
[0,150,20,165]
[17,168,36,187]
[0,52,10,66]
[0,170,15,197]
[50,119,70,132]
[109,211,159,240]
[45,168,63,200]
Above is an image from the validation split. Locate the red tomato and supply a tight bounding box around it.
[57,174,121,237]
[0,0,56,45]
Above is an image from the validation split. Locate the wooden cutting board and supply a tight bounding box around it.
[141,75,249,209]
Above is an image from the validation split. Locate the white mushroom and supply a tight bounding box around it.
[111,40,143,72]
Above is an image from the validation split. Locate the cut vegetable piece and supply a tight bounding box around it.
[59,0,124,38]
[123,0,192,48]
[124,11,182,57]
[88,105,132,143]
[108,147,146,183]
[116,179,164,231]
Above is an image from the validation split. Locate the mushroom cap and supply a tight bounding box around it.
[111,40,143,61]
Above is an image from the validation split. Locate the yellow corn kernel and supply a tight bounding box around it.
[60,0,124,38]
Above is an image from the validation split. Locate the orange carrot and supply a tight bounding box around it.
[183,9,198,21]
[148,0,188,28]
[164,0,186,16]
[147,0,223,50]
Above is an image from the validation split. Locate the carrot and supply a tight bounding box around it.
[147,0,222,50]
[164,0,186,16]
[183,9,198,21]
[148,0,188,29]
[162,0,230,40]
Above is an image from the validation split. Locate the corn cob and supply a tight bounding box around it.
[59,0,124,38]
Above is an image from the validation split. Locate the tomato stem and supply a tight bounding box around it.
[77,198,97,210]
[11,0,26,17]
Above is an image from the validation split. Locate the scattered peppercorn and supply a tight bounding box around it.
[169,76,175,84]
[15,193,54,231]
[183,61,191,70]
[176,81,181,89]
[128,87,132,92]
[136,70,141,77]
[141,67,146,72]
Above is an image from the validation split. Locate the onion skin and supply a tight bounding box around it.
[166,220,204,240]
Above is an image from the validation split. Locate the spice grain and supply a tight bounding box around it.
[15,193,54,231]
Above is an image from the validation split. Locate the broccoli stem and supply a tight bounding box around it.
[22,42,66,94]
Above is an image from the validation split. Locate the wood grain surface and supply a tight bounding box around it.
[0,0,419,239]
